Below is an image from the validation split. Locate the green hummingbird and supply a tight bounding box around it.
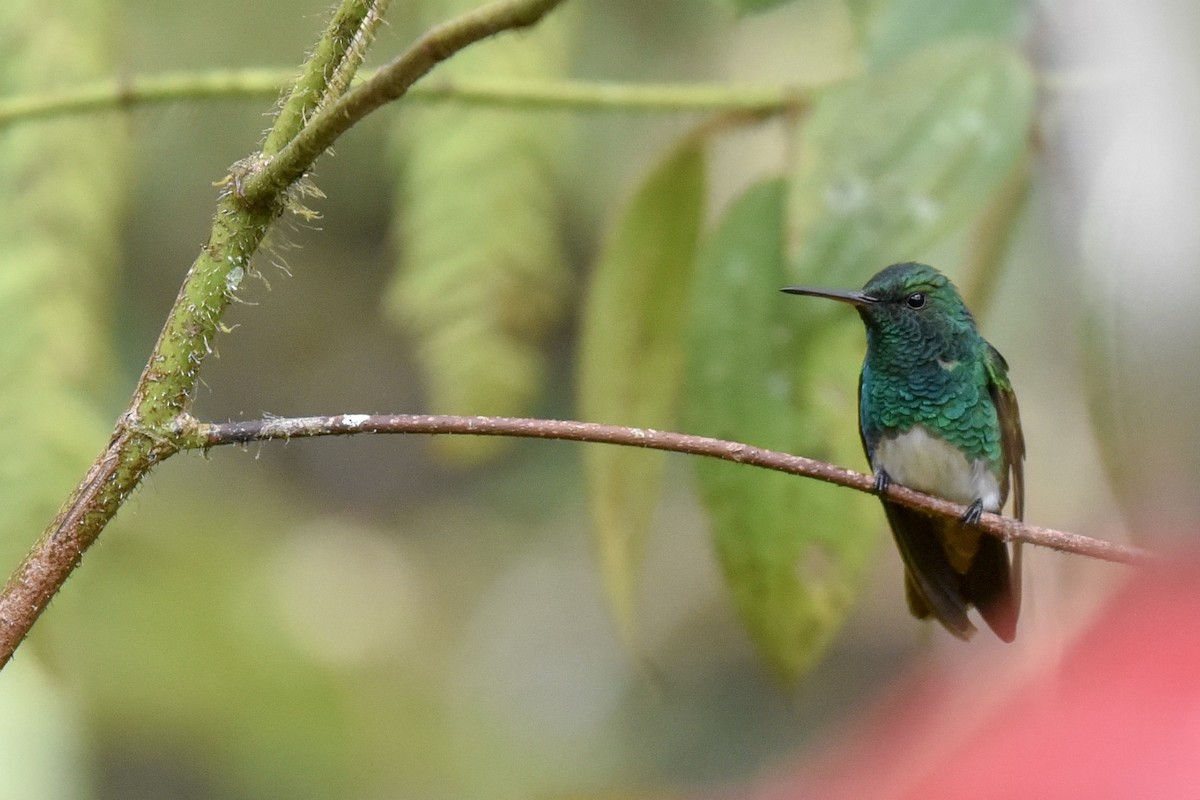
[782,262,1024,642]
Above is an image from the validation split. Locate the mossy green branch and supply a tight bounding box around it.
[0,0,569,670]
[130,197,275,428]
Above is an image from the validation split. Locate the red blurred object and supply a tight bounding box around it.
[742,556,1200,800]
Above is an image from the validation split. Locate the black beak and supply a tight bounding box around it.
[780,286,877,307]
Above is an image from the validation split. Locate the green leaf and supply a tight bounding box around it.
[865,0,1023,68]
[0,658,88,799]
[577,141,707,645]
[718,0,801,15]
[787,38,1035,288]
[0,0,126,554]
[698,39,1035,679]
[685,180,877,683]
[385,0,575,463]
[959,152,1030,314]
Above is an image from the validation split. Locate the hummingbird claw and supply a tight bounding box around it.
[960,499,984,526]
[874,469,892,496]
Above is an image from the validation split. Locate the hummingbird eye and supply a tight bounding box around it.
[905,292,927,309]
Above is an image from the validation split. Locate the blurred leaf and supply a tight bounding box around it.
[787,37,1035,288]
[577,140,707,645]
[717,0,802,15]
[0,658,89,800]
[843,0,891,25]
[685,180,877,683]
[386,0,575,463]
[960,151,1030,314]
[1076,154,1150,523]
[864,0,1023,68]
[0,0,126,557]
[706,39,1034,680]
[1077,305,1137,518]
[45,466,459,800]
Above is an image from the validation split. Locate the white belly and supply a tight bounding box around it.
[872,426,1001,511]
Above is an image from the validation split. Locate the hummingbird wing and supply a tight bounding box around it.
[976,342,1026,640]
[984,343,1025,520]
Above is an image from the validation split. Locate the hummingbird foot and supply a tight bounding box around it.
[873,469,893,496]
[960,499,984,526]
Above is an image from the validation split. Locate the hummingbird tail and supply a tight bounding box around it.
[883,502,977,641]
[965,535,1020,643]
[884,502,1021,642]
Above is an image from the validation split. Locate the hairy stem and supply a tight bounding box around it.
[239,0,569,208]
[264,0,388,156]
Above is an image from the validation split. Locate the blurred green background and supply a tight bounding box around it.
[1,0,1197,798]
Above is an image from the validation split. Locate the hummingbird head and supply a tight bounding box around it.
[781,262,979,360]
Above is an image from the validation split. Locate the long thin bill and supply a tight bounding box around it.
[779,286,875,306]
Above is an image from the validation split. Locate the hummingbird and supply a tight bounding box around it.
[782,262,1024,641]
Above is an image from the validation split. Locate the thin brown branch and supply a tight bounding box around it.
[183,413,1154,568]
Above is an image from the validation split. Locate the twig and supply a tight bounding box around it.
[0,72,806,128]
[405,75,806,114]
[181,413,1155,568]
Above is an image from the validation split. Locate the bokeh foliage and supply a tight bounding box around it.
[385,0,575,462]
[0,0,125,555]
[0,0,1063,798]
[588,27,1033,680]
[578,140,706,645]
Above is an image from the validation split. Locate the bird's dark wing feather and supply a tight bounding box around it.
[980,342,1026,639]
[881,503,977,640]
[984,344,1025,520]
[966,533,1018,641]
